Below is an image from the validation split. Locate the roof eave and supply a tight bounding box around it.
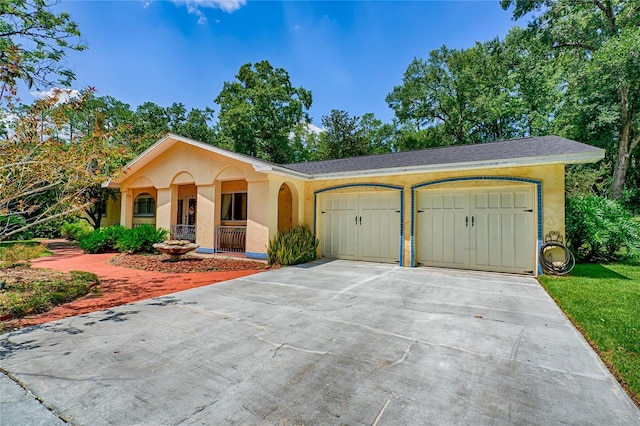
[305,151,605,180]
[105,133,311,187]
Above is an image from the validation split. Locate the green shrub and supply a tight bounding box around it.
[1,216,33,241]
[267,225,319,266]
[566,195,640,263]
[78,225,125,254]
[61,221,94,241]
[31,216,69,239]
[115,225,168,254]
[621,188,640,215]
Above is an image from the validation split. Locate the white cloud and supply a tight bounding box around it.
[172,0,246,23]
[306,123,324,135]
[31,88,81,104]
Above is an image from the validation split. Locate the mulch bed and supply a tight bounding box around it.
[109,253,270,273]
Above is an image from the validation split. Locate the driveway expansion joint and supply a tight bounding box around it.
[1,368,70,424]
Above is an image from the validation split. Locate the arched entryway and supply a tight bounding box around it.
[278,183,294,233]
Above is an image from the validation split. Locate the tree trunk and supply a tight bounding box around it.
[611,86,634,199]
[611,147,631,200]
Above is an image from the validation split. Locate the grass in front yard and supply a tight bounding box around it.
[0,267,99,332]
[539,263,640,405]
[0,243,50,267]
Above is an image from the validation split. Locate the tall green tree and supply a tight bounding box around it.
[318,109,368,160]
[0,0,86,99]
[386,31,566,150]
[215,60,312,163]
[130,101,217,152]
[359,113,394,154]
[386,40,527,146]
[501,0,640,198]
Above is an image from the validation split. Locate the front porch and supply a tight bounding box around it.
[170,224,247,254]
[109,135,303,261]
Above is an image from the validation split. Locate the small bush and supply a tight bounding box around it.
[267,225,318,266]
[566,195,640,263]
[115,226,168,254]
[78,225,126,254]
[61,221,94,241]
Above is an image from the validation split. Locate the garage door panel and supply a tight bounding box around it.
[502,192,513,208]
[488,213,503,267]
[419,187,535,274]
[501,214,515,267]
[360,194,401,263]
[471,187,535,273]
[416,192,468,268]
[514,212,534,268]
[514,191,529,209]
[321,195,358,260]
[417,213,434,262]
[431,213,443,262]
[474,213,488,266]
[488,193,501,209]
[321,192,400,264]
[475,193,487,208]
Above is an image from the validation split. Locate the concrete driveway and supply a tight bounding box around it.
[1,260,638,425]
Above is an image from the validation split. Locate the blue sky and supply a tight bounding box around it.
[53,1,526,127]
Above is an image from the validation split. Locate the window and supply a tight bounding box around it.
[133,193,156,217]
[221,193,247,221]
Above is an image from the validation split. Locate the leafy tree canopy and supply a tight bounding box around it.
[500,0,640,198]
[0,0,86,98]
[318,109,368,160]
[215,60,312,163]
[0,88,126,240]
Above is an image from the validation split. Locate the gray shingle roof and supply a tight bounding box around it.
[282,136,603,176]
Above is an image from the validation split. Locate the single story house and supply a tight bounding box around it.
[102,133,603,275]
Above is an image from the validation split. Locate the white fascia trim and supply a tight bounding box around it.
[307,151,605,181]
[254,164,311,179]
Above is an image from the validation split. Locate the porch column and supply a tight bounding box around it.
[156,187,172,232]
[246,179,270,259]
[121,189,133,228]
[196,184,215,253]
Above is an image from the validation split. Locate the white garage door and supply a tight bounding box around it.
[320,192,401,263]
[416,187,536,274]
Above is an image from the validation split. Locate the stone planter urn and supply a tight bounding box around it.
[153,240,199,262]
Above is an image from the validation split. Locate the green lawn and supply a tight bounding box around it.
[539,264,640,405]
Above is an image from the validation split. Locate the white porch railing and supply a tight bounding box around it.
[171,225,196,242]
[216,226,246,253]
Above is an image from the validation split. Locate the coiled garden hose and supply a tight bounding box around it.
[539,240,575,275]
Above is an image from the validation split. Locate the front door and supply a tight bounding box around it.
[177,195,196,226]
[175,195,196,241]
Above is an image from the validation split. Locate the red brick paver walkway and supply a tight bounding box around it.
[13,241,262,328]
